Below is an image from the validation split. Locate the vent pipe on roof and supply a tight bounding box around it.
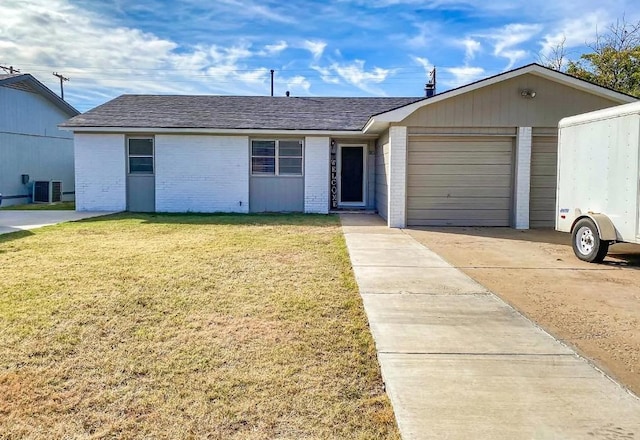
[270,69,274,97]
[286,91,290,97]
[425,67,436,98]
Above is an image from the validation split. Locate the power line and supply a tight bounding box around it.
[0,65,20,74]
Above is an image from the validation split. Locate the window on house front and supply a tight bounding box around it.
[251,139,303,176]
[128,138,154,174]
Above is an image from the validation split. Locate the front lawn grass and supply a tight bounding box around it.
[0,213,398,439]
[1,201,75,210]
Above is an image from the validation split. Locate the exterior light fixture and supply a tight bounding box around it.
[520,89,536,99]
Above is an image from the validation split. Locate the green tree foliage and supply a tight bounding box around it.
[566,18,640,97]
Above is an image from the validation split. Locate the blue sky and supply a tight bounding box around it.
[1,0,638,112]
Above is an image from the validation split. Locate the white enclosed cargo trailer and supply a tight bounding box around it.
[556,101,640,263]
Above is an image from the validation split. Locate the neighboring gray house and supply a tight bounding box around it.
[0,73,79,207]
[61,64,635,228]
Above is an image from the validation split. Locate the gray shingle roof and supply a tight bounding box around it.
[62,95,424,131]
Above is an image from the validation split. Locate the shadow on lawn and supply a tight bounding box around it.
[0,229,35,245]
[74,212,340,227]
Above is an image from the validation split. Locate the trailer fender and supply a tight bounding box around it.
[571,213,617,241]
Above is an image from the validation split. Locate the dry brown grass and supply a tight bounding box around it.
[0,213,398,440]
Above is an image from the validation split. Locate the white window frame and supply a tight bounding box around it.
[127,137,154,175]
[251,139,304,177]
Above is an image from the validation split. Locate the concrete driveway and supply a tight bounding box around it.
[341,214,640,440]
[0,211,115,235]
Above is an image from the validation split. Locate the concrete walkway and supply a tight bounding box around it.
[341,214,640,440]
[0,211,115,235]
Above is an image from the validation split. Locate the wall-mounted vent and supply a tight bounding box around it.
[33,181,62,203]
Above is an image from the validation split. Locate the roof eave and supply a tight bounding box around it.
[59,126,380,137]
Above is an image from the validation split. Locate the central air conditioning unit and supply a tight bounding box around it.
[33,180,62,203]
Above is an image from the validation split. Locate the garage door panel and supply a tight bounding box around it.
[408,174,512,188]
[531,176,556,189]
[531,187,555,199]
[409,152,513,165]
[408,164,512,176]
[407,136,513,227]
[530,136,558,227]
[408,197,511,210]
[410,139,513,153]
[407,186,512,198]
[408,209,511,221]
[530,197,556,211]
[531,164,557,176]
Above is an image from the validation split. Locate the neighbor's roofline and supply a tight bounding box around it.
[59,126,379,137]
[0,73,79,116]
[363,63,637,133]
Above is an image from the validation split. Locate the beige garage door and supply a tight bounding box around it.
[530,136,558,227]
[407,136,514,226]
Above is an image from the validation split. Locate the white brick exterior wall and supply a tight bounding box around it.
[388,126,408,228]
[514,127,532,229]
[74,133,126,211]
[304,136,330,214]
[155,135,249,213]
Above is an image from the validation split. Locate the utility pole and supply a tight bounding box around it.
[52,72,69,100]
[0,65,20,74]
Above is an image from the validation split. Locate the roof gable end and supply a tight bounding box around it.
[0,74,79,116]
[363,64,637,133]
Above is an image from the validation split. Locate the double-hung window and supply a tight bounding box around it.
[251,139,303,176]
[128,138,154,174]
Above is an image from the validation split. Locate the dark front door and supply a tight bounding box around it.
[340,146,364,203]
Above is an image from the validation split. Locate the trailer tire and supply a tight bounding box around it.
[572,218,609,263]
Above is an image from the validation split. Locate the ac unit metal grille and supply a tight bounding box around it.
[32,181,63,203]
[33,181,50,203]
[51,181,62,203]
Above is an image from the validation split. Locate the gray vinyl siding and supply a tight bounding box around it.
[530,135,558,227]
[375,130,390,220]
[0,85,75,206]
[401,74,623,129]
[407,136,514,226]
[249,176,304,212]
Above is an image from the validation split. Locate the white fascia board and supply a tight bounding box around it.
[363,64,636,128]
[60,126,378,138]
[362,118,389,134]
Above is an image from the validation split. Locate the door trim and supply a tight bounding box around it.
[337,144,367,207]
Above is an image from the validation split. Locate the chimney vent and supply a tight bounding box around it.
[285,91,290,97]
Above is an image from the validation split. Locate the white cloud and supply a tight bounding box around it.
[461,38,481,63]
[482,23,542,69]
[329,60,392,95]
[406,23,433,49]
[285,76,311,95]
[302,40,327,60]
[311,65,341,84]
[443,66,485,88]
[0,0,310,109]
[261,40,288,56]
[539,12,606,57]
[412,56,432,74]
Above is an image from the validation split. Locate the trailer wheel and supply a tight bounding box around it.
[572,218,609,263]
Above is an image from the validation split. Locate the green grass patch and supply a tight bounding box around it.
[0,213,398,439]
[1,201,75,210]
